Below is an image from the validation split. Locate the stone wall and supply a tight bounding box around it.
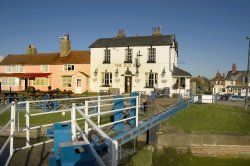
[157,130,250,157]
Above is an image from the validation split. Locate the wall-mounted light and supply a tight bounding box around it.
[161,67,166,77]
[135,69,139,77]
[94,68,98,77]
[115,68,119,77]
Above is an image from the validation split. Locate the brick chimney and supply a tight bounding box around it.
[26,44,37,54]
[232,63,237,74]
[60,33,71,57]
[152,27,162,36]
[116,29,125,38]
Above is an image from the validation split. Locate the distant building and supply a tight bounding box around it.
[89,28,191,97]
[225,63,249,96]
[0,34,90,94]
[210,71,226,95]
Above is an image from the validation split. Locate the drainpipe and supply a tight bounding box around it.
[245,36,250,110]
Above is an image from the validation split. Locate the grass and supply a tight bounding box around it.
[130,148,153,166]
[126,147,250,166]
[0,110,112,128]
[161,103,250,135]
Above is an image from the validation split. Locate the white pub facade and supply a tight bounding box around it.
[89,29,191,97]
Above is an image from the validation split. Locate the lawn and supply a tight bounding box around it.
[0,110,112,128]
[161,103,250,135]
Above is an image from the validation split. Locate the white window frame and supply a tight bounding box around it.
[5,65,24,73]
[125,48,133,62]
[33,77,49,86]
[62,76,72,87]
[41,65,49,72]
[0,77,19,86]
[104,49,111,63]
[101,72,112,86]
[145,71,158,87]
[148,47,156,62]
[63,64,75,71]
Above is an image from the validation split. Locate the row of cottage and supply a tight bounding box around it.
[211,63,249,96]
[0,29,192,97]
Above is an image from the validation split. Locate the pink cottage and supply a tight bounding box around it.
[0,34,90,94]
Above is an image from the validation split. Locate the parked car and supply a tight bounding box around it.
[220,94,231,100]
[228,95,245,101]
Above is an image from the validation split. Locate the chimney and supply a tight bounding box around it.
[232,63,237,74]
[152,26,162,36]
[116,29,125,38]
[26,44,37,54]
[223,73,225,78]
[60,33,71,57]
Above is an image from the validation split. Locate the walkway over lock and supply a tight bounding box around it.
[0,92,193,166]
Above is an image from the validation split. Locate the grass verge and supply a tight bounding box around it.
[161,103,250,135]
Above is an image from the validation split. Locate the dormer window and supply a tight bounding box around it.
[103,49,111,64]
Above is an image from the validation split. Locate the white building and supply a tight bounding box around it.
[89,29,191,97]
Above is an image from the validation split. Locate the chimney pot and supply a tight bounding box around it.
[232,63,237,74]
[116,29,125,38]
[152,26,162,36]
[60,33,71,57]
[26,44,37,54]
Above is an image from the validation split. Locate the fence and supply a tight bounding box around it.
[0,103,15,166]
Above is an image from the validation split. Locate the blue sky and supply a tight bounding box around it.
[0,0,249,78]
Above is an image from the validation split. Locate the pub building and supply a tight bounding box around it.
[89,28,191,97]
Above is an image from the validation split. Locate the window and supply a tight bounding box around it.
[5,65,23,73]
[103,49,111,63]
[0,77,19,86]
[147,47,156,63]
[34,77,49,86]
[41,65,49,72]
[64,64,75,71]
[101,72,112,86]
[125,48,132,63]
[62,77,72,87]
[145,71,158,87]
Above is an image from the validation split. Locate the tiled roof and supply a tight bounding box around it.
[0,50,90,65]
[211,72,225,81]
[172,66,191,77]
[89,35,176,48]
[225,71,246,81]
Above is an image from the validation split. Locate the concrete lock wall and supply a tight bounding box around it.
[157,132,250,157]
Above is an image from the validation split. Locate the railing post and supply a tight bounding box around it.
[85,100,89,134]
[26,101,30,146]
[71,103,76,141]
[10,101,16,156]
[98,96,101,126]
[136,96,139,127]
[111,140,118,166]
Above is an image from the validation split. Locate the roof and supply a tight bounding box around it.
[0,50,90,65]
[211,72,225,82]
[225,71,246,81]
[0,73,51,78]
[89,35,176,48]
[172,66,191,77]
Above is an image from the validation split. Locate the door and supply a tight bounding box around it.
[125,76,132,93]
[75,78,82,94]
[25,79,28,90]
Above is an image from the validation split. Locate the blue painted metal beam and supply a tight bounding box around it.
[113,99,193,145]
